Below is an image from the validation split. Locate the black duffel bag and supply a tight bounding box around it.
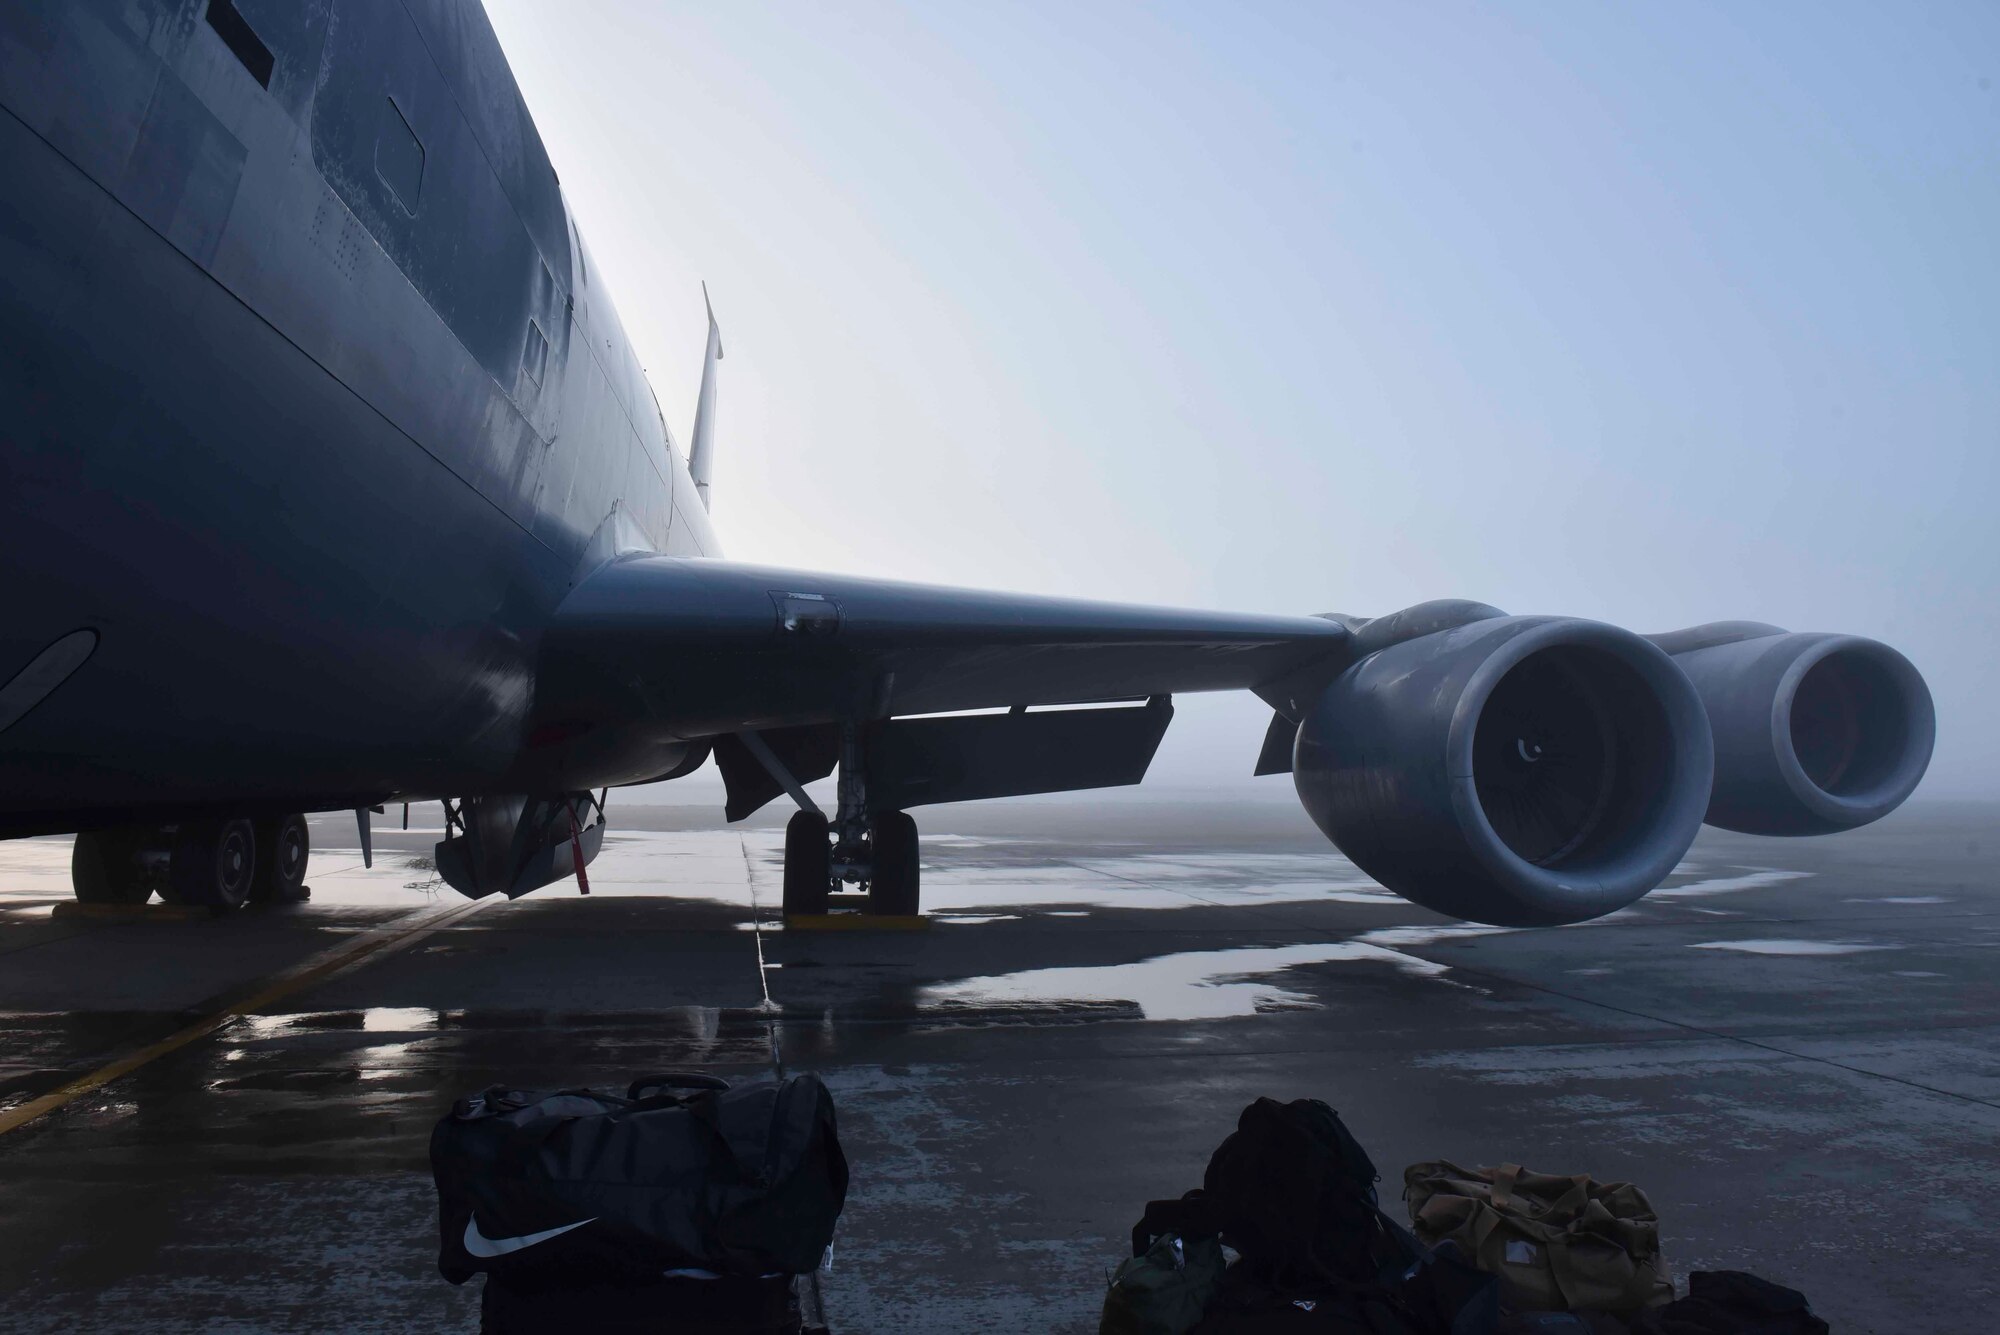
[431,1071,847,1287]
[479,1272,805,1335]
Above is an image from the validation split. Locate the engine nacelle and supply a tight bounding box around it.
[435,793,605,900]
[1649,625,1933,836]
[1294,615,1714,927]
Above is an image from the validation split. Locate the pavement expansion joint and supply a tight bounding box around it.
[783,914,930,932]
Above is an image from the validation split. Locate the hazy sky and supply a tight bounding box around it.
[483,1,1997,799]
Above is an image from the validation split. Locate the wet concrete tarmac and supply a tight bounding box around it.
[0,795,1994,1332]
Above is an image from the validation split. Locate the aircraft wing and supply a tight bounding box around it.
[510,554,1935,922]
[540,554,1350,736]
[528,555,1349,813]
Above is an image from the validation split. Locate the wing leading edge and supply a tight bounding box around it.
[532,555,1349,774]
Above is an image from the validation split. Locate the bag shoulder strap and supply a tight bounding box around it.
[1132,1190,1221,1257]
[1373,1203,1427,1272]
[1490,1163,1522,1211]
[680,1087,769,1184]
[627,1071,730,1102]
[496,1114,574,1175]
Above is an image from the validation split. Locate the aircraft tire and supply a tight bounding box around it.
[783,811,832,917]
[164,819,257,910]
[71,827,152,904]
[252,813,310,903]
[868,811,919,916]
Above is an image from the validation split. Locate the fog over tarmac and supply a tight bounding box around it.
[484,1,1999,799]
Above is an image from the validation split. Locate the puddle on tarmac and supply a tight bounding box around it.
[1068,852,1362,881]
[3,831,1826,940]
[919,872,1390,914]
[359,1006,439,1031]
[917,940,1453,1021]
[1845,896,1952,905]
[1317,888,1405,904]
[1353,925,1512,948]
[235,1007,443,1036]
[1651,869,1814,899]
[1688,939,1897,956]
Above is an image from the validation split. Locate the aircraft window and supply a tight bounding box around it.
[376,97,425,215]
[522,319,549,388]
[205,0,274,89]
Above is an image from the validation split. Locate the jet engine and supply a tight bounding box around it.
[1291,609,1714,927]
[1646,624,1934,835]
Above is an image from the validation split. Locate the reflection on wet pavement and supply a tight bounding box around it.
[0,820,1927,1038]
[0,800,1995,1333]
[920,941,1453,1021]
[1650,869,1815,898]
[1688,939,1899,956]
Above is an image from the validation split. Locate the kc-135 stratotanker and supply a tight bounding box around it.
[0,0,1935,927]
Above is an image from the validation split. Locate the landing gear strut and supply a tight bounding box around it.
[767,723,920,918]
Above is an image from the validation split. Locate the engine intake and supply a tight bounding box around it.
[1293,615,1713,927]
[1649,626,1934,835]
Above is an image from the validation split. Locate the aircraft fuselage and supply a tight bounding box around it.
[0,0,708,837]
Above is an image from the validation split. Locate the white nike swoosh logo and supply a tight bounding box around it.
[463,1214,596,1258]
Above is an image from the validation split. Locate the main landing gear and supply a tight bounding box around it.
[780,808,919,917]
[70,813,311,909]
[776,726,920,918]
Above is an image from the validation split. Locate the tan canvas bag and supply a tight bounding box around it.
[1403,1161,1674,1312]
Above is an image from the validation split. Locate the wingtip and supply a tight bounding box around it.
[701,281,722,358]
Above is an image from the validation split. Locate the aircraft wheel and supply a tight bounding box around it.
[868,811,919,916]
[252,813,310,902]
[164,819,258,910]
[783,811,831,917]
[71,827,152,904]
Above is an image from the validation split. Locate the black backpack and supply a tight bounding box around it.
[1625,1271,1830,1335]
[1205,1097,1419,1289]
[1130,1099,1494,1335]
[430,1072,847,1286]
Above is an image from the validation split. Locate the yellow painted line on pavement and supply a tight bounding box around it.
[0,895,490,1138]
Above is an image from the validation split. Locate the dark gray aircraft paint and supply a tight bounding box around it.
[0,0,1938,925]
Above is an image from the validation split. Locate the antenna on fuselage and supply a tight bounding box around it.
[688,282,722,512]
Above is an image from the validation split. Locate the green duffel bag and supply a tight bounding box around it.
[1403,1161,1673,1313]
[1100,1232,1226,1335]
